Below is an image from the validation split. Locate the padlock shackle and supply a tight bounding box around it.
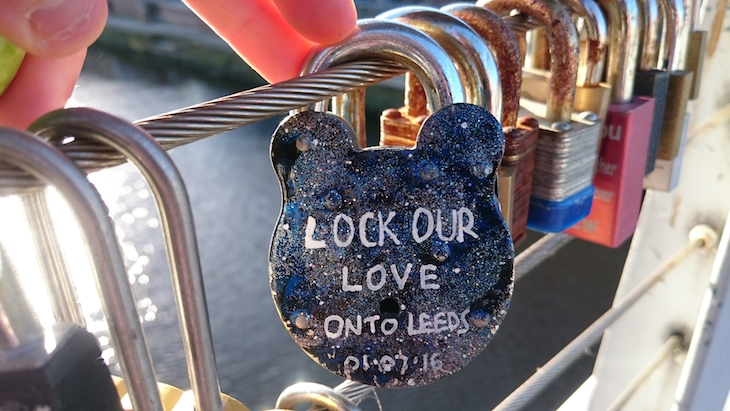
[302,19,465,112]
[28,108,224,411]
[597,0,642,103]
[0,246,44,351]
[377,6,502,120]
[0,127,163,411]
[637,0,663,70]
[477,0,578,123]
[562,0,608,87]
[443,4,523,127]
[655,0,689,71]
[275,382,359,411]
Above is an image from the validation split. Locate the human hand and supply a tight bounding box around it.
[183,0,358,83]
[0,0,357,130]
[0,0,108,129]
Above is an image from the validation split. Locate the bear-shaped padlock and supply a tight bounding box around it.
[268,19,514,388]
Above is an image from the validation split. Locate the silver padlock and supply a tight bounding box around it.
[480,0,603,232]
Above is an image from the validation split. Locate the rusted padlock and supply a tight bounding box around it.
[480,0,603,232]
[377,6,501,148]
[444,4,540,246]
[519,0,613,120]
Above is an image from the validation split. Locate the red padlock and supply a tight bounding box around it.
[565,0,655,247]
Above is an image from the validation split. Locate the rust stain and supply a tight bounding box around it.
[448,5,523,127]
[670,194,682,227]
[477,0,579,122]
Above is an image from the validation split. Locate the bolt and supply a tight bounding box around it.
[291,310,312,330]
[551,122,571,132]
[469,310,491,329]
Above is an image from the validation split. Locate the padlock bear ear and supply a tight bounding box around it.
[415,103,505,166]
[270,110,359,180]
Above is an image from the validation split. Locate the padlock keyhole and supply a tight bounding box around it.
[380,297,401,317]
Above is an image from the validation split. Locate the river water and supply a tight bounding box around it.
[64,47,629,411]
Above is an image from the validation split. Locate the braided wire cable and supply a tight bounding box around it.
[0,60,405,193]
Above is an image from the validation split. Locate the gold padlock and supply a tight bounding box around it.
[654,0,693,162]
[112,377,249,411]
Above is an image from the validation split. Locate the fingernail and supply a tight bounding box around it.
[28,0,93,48]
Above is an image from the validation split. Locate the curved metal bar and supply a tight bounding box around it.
[656,0,689,70]
[276,382,360,411]
[637,0,663,70]
[443,3,523,127]
[28,108,223,411]
[0,127,163,411]
[377,6,501,117]
[302,19,464,111]
[596,0,642,102]
[562,0,609,86]
[477,0,579,123]
[0,245,43,351]
[0,60,406,192]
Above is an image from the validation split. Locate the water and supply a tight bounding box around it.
[66,47,629,410]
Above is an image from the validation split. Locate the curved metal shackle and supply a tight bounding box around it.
[442,3,523,127]
[637,0,663,70]
[376,6,502,119]
[275,382,360,411]
[28,108,223,411]
[561,0,608,86]
[655,0,688,71]
[0,127,164,411]
[596,0,642,102]
[477,0,579,123]
[301,19,465,113]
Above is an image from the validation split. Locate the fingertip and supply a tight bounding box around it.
[273,0,357,44]
[0,50,86,130]
[0,0,107,58]
[184,0,315,83]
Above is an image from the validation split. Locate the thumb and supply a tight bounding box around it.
[0,0,107,58]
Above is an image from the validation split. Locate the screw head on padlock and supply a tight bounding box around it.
[269,20,514,388]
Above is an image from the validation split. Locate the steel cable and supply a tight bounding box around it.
[0,60,405,193]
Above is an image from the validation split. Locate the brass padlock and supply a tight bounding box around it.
[644,0,693,191]
[634,0,670,175]
[685,30,707,100]
[377,7,501,147]
[685,0,707,99]
[520,0,613,120]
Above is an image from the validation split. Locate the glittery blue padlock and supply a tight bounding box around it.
[268,20,514,388]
